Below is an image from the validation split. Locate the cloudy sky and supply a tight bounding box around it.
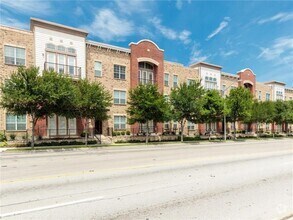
[1,0,292,86]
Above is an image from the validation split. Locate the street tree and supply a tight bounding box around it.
[273,100,293,133]
[201,90,224,140]
[74,79,112,145]
[127,84,170,144]
[226,87,253,139]
[170,81,205,142]
[0,67,76,148]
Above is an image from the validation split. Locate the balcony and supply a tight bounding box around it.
[44,62,81,79]
[138,77,155,85]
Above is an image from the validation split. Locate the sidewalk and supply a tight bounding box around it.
[1,137,291,153]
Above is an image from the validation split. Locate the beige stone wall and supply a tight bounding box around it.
[163,61,200,135]
[285,89,293,100]
[163,61,200,95]
[0,26,34,132]
[255,82,273,101]
[220,75,238,96]
[86,44,131,134]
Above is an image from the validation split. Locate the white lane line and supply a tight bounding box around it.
[0,196,104,218]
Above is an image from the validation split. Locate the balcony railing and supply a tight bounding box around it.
[138,77,155,85]
[44,62,81,79]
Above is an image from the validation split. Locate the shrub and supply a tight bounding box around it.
[0,133,7,142]
[120,131,125,135]
[80,131,89,137]
[9,133,16,141]
[126,130,131,135]
[112,131,117,136]
[116,131,121,136]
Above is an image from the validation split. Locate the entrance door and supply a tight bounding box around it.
[95,120,102,134]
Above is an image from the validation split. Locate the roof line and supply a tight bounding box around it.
[86,40,130,53]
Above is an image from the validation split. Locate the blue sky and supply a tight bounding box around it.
[1,0,293,86]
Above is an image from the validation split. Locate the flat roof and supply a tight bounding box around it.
[86,40,130,53]
[30,17,88,37]
[221,72,239,78]
[264,81,286,86]
[189,61,222,69]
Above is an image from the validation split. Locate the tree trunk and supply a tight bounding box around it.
[233,121,236,140]
[85,118,89,146]
[146,121,149,145]
[256,122,259,138]
[31,113,35,149]
[180,120,185,142]
[209,122,211,141]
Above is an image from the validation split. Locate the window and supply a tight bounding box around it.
[187,79,195,85]
[57,45,66,52]
[173,75,178,88]
[114,116,126,130]
[204,77,217,90]
[266,93,270,101]
[265,123,270,131]
[95,61,102,77]
[114,65,126,79]
[48,115,77,136]
[114,90,126,105]
[206,122,216,132]
[46,43,55,50]
[139,70,153,84]
[67,47,76,54]
[164,122,170,130]
[173,121,178,130]
[187,121,195,130]
[164,73,169,86]
[258,91,262,100]
[68,56,76,75]
[276,91,283,100]
[6,114,26,131]
[222,84,226,92]
[4,46,25,66]
[57,54,65,73]
[47,52,56,71]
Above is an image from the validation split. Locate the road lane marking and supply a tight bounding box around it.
[1,150,292,185]
[0,196,104,218]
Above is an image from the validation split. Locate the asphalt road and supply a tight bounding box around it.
[1,139,292,220]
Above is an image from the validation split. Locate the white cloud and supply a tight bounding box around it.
[150,17,191,44]
[176,0,183,10]
[115,0,151,15]
[82,9,134,42]
[206,17,230,40]
[220,50,238,57]
[258,37,293,66]
[1,0,53,15]
[0,16,28,30]
[189,42,209,64]
[258,12,293,24]
[74,7,84,17]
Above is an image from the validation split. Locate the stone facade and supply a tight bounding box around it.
[0,26,34,135]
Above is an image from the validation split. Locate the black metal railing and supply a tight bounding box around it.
[44,62,81,79]
[138,77,155,85]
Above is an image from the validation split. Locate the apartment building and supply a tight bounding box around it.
[0,18,292,139]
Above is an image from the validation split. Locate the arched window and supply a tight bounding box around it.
[57,45,66,52]
[67,47,76,54]
[46,43,55,50]
[138,62,154,84]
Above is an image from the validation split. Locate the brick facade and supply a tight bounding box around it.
[0,26,34,136]
[1,19,293,141]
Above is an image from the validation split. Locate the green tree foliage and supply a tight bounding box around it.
[273,100,293,133]
[170,81,205,142]
[250,100,274,136]
[226,87,253,139]
[74,79,112,145]
[202,90,224,139]
[127,84,170,144]
[0,67,75,148]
